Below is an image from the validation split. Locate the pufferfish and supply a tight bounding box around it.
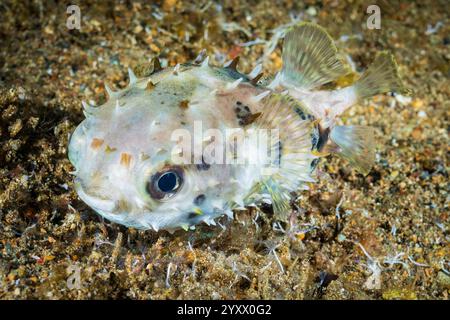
[68,23,409,232]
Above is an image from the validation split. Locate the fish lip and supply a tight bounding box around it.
[68,121,89,168]
[74,178,117,213]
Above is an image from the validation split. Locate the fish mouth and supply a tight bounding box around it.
[74,178,117,213]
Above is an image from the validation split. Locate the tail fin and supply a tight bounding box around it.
[281,22,350,90]
[329,126,375,175]
[354,51,412,99]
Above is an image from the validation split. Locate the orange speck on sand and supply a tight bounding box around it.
[44,255,55,262]
[270,52,282,69]
[411,99,425,109]
[296,233,306,241]
[149,43,160,53]
[90,138,104,149]
[411,127,423,140]
[228,46,242,59]
[120,153,133,168]
[163,0,177,11]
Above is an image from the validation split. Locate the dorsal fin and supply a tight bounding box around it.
[280,22,350,90]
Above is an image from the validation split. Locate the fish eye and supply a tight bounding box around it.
[146,166,184,200]
[158,172,178,192]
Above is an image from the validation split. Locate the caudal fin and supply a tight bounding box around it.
[281,22,350,90]
[354,51,412,99]
[330,126,375,175]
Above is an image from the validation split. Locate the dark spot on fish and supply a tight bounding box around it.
[194,194,206,206]
[311,129,320,150]
[294,106,307,120]
[188,212,198,220]
[311,125,320,150]
[234,103,261,126]
[310,158,320,171]
[234,103,249,118]
[179,100,189,109]
[316,126,330,151]
[273,140,283,166]
[278,141,283,165]
[196,156,211,171]
[241,113,261,126]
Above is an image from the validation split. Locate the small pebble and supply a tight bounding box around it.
[418,111,427,118]
[306,7,317,16]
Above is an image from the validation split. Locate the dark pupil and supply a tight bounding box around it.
[157,172,178,192]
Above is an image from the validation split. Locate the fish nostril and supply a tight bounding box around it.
[193,194,206,206]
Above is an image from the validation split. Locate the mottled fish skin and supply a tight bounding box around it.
[69,60,317,230]
[69,22,409,231]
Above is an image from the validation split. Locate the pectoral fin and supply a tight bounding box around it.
[247,94,317,220]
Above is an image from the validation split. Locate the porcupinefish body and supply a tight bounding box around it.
[68,23,409,231]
